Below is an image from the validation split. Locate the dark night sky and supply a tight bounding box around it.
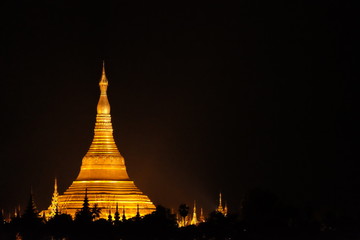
[0,1,359,216]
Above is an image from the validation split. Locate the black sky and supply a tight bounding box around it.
[0,0,359,216]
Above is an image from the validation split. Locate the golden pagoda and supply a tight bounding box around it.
[46,178,59,217]
[216,192,227,216]
[199,207,205,223]
[44,63,155,219]
[189,200,198,225]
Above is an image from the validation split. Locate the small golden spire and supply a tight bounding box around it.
[190,200,198,225]
[54,177,58,192]
[136,204,140,217]
[122,206,126,221]
[218,193,223,210]
[224,202,228,216]
[108,208,112,221]
[199,207,205,223]
[102,60,106,75]
[99,61,109,93]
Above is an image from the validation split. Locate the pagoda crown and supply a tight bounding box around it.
[97,62,110,114]
[85,62,121,157]
[76,62,129,180]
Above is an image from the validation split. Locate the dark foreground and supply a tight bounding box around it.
[1,206,360,240]
[2,190,360,240]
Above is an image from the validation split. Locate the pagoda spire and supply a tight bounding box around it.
[216,192,224,213]
[224,202,228,216]
[54,178,58,192]
[114,203,120,223]
[84,188,89,206]
[98,60,110,114]
[76,62,130,180]
[23,191,40,220]
[102,60,106,77]
[49,178,59,218]
[219,193,222,207]
[199,207,205,223]
[190,200,198,225]
[136,204,140,218]
[122,206,126,221]
[108,209,112,222]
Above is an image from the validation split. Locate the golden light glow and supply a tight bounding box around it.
[48,178,59,217]
[216,192,227,216]
[43,64,155,219]
[190,201,198,225]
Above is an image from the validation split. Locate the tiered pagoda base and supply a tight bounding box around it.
[58,180,155,218]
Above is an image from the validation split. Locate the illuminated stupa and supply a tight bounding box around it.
[45,64,155,219]
[216,193,227,216]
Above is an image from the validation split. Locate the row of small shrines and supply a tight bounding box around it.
[45,178,228,226]
[1,192,228,227]
[176,193,228,227]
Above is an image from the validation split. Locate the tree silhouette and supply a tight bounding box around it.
[241,188,290,235]
[75,189,92,223]
[0,210,4,225]
[74,189,102,224]
[91,204,101,221]
[22,193,40,221]
[47,213,73,240]
[140,205,177,239]
[179,204,189,227]
[19,192,43,240]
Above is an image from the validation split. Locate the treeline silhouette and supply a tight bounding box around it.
[1,188,360,240]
